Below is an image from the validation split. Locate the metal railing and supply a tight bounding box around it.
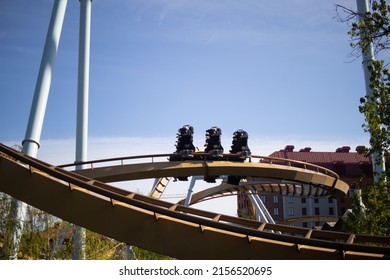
[58,152,340,180]
[1,143,389,257]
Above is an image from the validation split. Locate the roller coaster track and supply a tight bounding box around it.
[177,179,343,206]
[1,143,389,259]
[61,153,348,198]
[278,216,340,225]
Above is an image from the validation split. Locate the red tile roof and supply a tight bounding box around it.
[268,145,371,165]
[266,145,373,183]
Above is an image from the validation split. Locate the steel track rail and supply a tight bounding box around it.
[1,144,389,259]
[59,152,340,179]
[177,180,336,207]
[69,157,348,198]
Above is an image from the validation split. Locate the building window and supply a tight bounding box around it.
[288,197,293,204]
[314,198,319,203]
[273,195,279,204]
[302,207,307,216]
[260,195,266,203]
[328,197,333,204]
[303,222,308,228]
[273,207,279,216]
[288,207,294,216]
[301,198,306,204]
[329,207,334,215]
[315,207,320,215]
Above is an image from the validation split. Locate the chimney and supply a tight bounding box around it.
[284,145,295,152]
[355,146,366,153]
[299,147,311,152]
[336,146,351,153]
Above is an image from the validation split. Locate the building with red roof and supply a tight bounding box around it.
[237,145,374,228]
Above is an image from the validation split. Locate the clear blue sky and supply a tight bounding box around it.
[0,0,374,216]
[0,0,374,157]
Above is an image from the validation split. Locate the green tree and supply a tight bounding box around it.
[337,1,390,168]
[344,185,390,235]
[359,59,390,177]
[0,193,12,257]
[337,0,390,59]
[1,194,172,259]
[337,0,390,235]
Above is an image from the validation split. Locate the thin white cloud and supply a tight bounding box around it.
[4,134,369,166]
[119,0,349,46]
[2,133,369,217]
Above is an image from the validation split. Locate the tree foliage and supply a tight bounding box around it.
[343,185,390,235]
[359,59,390,173]
[337,1,390,167]
[337,0,390,236]
[337,0,390,57]
[0,194,172,259]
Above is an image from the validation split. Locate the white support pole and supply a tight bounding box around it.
[184,176,201,206]
[73,0,92,260]
[4,0,68,260]
[248,191,276,224]
[75,0,91,167]
[356,0,386,182]
[248,194,268,222]
[22,0,68,157]
[253,193,276,224]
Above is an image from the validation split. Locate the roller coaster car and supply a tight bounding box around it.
[228,129,251,185]
[229,129,251,161]
[169,125,196,162]
[204,126,224,159]
[203,126,224,183]
[170,125,196,181]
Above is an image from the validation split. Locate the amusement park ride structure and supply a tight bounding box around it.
[1,0,389,260]
[1,142,390,259]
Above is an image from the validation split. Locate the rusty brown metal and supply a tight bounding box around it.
[0,143,389,259]
[72,158,348,198]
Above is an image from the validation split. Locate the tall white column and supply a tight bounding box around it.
[73,0,92,260]
[75,0,91,166]
[356,0,386,182]
[4,0,68,260]
[22,0,68,157]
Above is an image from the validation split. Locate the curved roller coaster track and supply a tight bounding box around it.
[0,143,389,259]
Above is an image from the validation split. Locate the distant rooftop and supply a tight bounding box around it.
[268,145,371,164]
